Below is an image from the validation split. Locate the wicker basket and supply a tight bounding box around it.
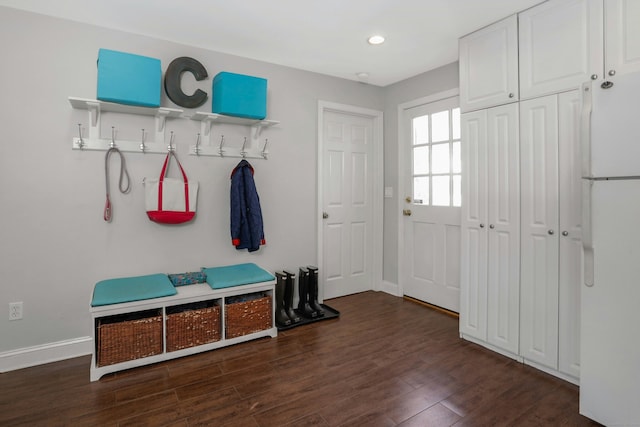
[96,310,163,367]
[225,294,272,339]
[166,304,221,352]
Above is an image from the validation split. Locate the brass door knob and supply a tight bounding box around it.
[403,209,412,216]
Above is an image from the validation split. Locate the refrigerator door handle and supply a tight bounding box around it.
[582,179,594,287]
[580,81,593,179]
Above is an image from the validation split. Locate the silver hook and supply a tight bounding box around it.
[77,123,85,149]
[140,129,146,153]
[218,135,225,157]
[168,131,175,152]
[194,133,201,156]
[110,127,116,148]
[261,138,269,159]
[241,137,247,158]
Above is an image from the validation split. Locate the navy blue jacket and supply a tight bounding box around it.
[230,160,265,252]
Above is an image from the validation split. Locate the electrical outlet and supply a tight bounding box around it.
[9,302,23,321]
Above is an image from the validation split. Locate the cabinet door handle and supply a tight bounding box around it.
[322,212,329,219]
[479,223,485,228]
[608,69,616,76]
[562,231,569,237]
[508,93,514,98]
[403,209,412,216]
[489,224,495,229]
[591,74,598,80]
[548,229,555,235]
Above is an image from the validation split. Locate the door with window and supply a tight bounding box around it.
[402,96,461,312]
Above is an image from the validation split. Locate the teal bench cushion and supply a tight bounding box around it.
[91,274,177,307]
[202,263,275,289]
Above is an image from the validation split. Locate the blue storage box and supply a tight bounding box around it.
[212,72,267,120]
[97,48,162,107]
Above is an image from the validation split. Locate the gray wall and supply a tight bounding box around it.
[0,6,459,357]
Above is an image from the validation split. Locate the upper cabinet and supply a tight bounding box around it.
[605,0,640,78]
[519,0,604,100]
[459,15,519,113]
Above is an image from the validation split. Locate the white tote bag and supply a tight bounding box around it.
[144,151,198,224]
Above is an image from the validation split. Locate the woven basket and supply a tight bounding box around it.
[97,311,163,367]
[166,305,221,352]
[225,295,272,339]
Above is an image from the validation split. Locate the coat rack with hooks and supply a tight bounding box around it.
[188,111,278,159]
[69,97,183,154]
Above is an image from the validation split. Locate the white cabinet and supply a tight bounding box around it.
[459,15,519,113]
[460,103,520,356]
[604,0,640,78]
[519,0,604,100]
[519,90,582,379]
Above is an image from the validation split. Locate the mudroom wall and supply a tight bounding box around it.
[0,7,384,358]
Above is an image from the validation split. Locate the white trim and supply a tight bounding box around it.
[380,280,400,296]
[317,101,384,300]
[0,336,92,373]
[396,88,459,298]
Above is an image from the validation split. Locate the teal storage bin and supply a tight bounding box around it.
[97,48,162,107]
[212,72,267,120]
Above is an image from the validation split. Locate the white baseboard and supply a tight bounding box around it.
[0,337,92,373]
[380,280,400,296]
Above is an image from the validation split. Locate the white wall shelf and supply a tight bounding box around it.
[69,97,183,154]
[188,111,279,159]
[90,280,276,381]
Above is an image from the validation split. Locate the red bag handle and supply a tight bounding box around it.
[157,151,190,212]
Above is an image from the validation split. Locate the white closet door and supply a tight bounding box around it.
[486,103,520,354]
[459,15,518,112]
[605,0,640,78]
[519,95,560,370]
[558,90,583,379]
[519,0,604,99]
[460,110,488,340]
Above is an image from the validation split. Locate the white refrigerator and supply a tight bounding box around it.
[580,71,640,426]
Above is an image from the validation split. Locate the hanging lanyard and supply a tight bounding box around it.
[104,147,131,222]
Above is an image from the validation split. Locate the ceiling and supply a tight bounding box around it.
[0,0,542,87]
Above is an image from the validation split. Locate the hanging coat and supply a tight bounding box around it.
[230,160,265,252]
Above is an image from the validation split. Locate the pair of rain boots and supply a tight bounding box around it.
[274,267,325,327]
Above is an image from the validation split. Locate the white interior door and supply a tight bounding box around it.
[402,96,461,312]
[321,108,375,299]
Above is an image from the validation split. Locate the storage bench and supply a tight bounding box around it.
[90,280,276,381]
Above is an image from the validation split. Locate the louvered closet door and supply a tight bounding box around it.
[520,95,560,370]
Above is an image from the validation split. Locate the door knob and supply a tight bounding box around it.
[405,196,412,203]
[403,209,412,216]
[322,212,329,219]
[562,231,569,236]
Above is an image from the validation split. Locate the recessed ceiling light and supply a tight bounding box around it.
[367,35,385,45]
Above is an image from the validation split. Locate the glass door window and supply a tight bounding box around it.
[412,106,461,206]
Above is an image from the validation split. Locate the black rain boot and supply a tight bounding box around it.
[297,267,317,318]
[283,270,302,323]
[274,271,292,327]
[306,266,325,317]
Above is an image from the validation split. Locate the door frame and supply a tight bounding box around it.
[397,88,459,297]
[317,100,384,301]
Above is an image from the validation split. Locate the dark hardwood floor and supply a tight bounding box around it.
[0,291,601,426]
